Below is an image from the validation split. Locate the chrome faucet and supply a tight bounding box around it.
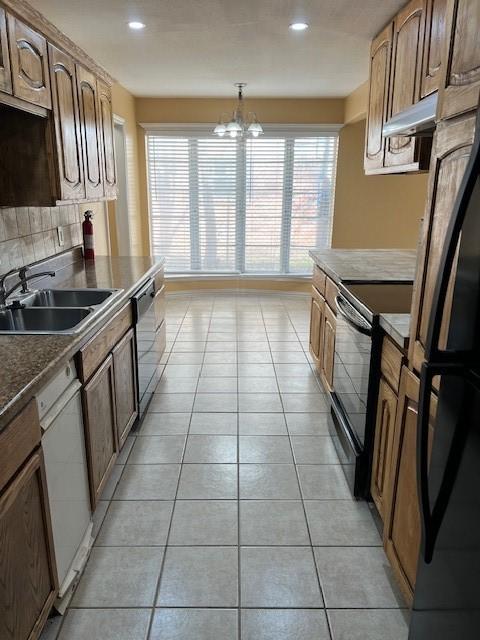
[0,267,56,309]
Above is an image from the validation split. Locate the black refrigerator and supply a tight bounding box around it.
[409,106,480,638]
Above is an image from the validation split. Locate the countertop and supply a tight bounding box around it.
[0,255,164,430]
[379,313,411,350]
[309,249,417,284]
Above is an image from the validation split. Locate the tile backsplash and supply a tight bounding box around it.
[0,205,83,272]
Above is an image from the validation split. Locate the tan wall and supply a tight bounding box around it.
[109,83,144,256]
[344,81,368,125]
[331,119,429,249]
[135,97,345,126]
[166,278,310,294]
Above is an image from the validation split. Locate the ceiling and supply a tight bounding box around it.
[29,0,406,98]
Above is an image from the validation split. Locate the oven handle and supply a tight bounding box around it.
[335,295,372,337]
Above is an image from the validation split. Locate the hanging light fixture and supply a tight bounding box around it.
[214,83,263,139]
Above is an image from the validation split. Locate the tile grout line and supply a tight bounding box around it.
[261,298,333,639]
[144,295,198,640]
[235,295,242,640]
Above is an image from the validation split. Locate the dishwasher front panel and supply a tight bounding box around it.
[41,387,91,591]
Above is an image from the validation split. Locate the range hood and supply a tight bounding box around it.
[382,93,437,138]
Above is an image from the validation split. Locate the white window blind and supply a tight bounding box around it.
[146,128,338,275]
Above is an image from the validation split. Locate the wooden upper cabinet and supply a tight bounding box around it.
[421,0,448,97]
[409,112,476,373]
[97,80,117,199]
[7,14,51,108]
[112,328,138,448]
[0,8,11,94]
[364,23,393,173]
[438,0,480,119]
[384,367,436,605]
[77,65,104,200]
[385,0,426,168]
[82,355,118,509]
[49,44,85,201]
[0,450,58,640]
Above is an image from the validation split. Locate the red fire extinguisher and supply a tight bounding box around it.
[82,210,95,260]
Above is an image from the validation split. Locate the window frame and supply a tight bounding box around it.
[143,123,340,276]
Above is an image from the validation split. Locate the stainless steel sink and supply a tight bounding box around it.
[0,307,92,333]
[25,288,116,308]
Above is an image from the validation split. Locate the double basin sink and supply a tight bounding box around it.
[0,288,121,334]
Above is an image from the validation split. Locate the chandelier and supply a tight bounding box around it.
[213,83,263,139]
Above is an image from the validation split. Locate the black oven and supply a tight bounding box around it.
[328,283,413,498]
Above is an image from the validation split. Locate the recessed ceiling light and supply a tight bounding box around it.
[289,22,309,31]
[128,21,145,30]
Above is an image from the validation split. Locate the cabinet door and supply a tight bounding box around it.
[371,377,398,521]
[49,45,85,201]
[385,0,426,168]
[113,328,138,448]
[438,0,480,119]
[421,0,448,97]
[7,14,51,108]
[77,65,104,200]
[82,355,117,508]
[0,8,11,94]
[409,112,476,373]
[384,367,436,605]
[364,23,393,173]
[97,80,117,199]
[0,451,57,640]
[321,303,336,391]
[309,286,325,364]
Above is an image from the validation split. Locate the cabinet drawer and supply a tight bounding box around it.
[0,399,41,493]
[325,277,339,313]
[78,303,132,383]
[381,336,404,392]
[312,266,326,295]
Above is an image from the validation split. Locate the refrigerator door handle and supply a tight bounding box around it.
[417,362,470,563]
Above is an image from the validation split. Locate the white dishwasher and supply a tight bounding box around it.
[37,360,93,605]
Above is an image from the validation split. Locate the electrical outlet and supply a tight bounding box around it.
[57,226,65,246]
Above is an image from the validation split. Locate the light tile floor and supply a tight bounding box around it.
[44,292,409,640]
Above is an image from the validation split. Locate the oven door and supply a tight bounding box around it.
[332,293,372,451]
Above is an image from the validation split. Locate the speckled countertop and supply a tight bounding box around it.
[379,313,411,350]
[309,249,417,284]
[0,255,164,430]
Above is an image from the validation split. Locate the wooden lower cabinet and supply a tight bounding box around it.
[82,354,118,509]
[371,376,398,520]
[309,275,336,393]
[371,337,404,521]
[321,302,336,391]
[309,286,325,364]
[0,450,57,640]
[383,366,437,605]
[113,328,138,448]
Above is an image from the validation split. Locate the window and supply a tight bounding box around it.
[146,127,338,275]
